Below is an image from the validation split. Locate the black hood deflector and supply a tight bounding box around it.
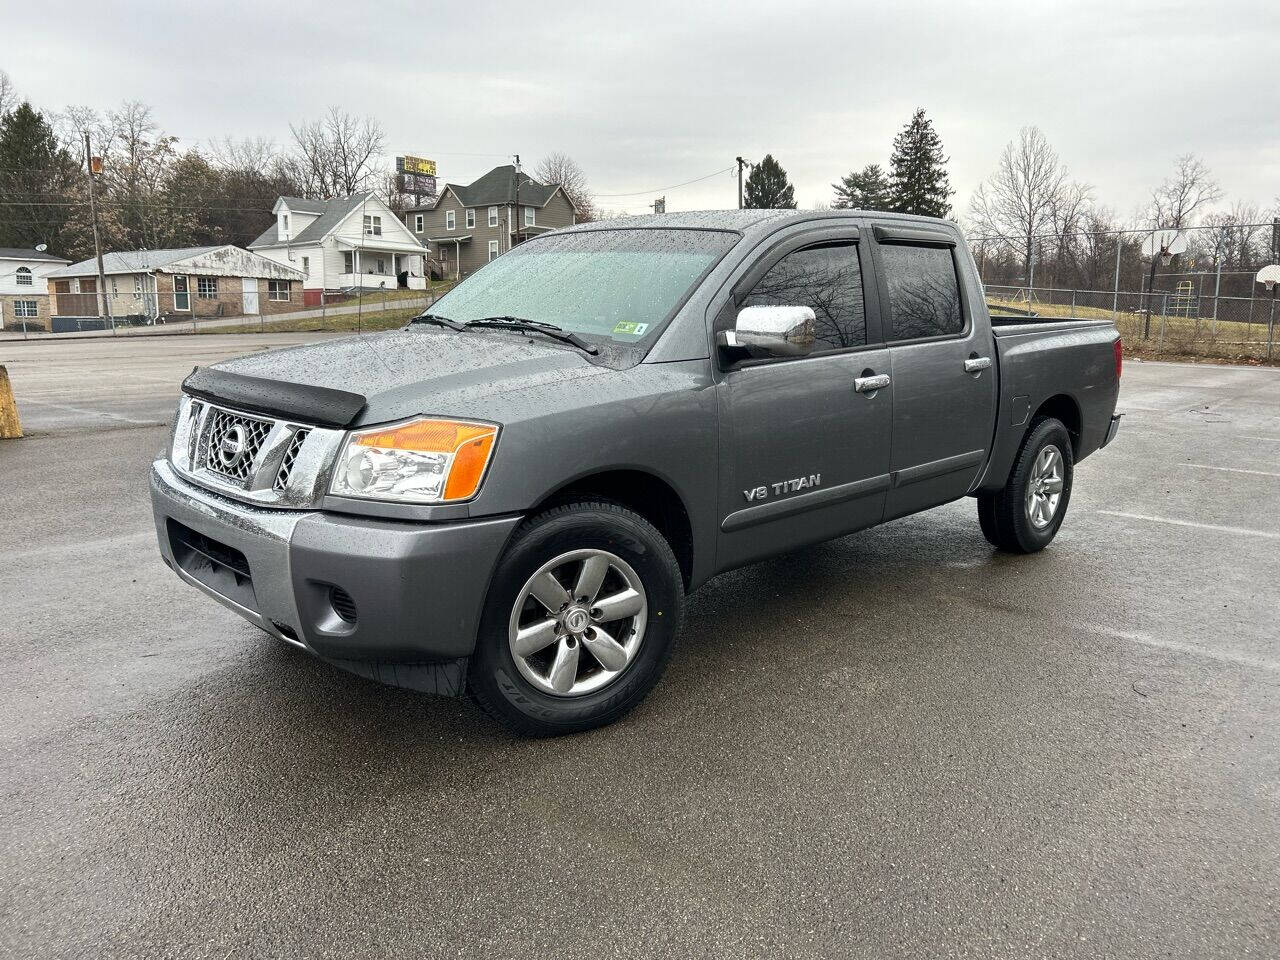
[182,366,366,428]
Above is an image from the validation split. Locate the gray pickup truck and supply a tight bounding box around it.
[151,210,1121,735]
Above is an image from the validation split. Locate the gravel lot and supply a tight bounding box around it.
[2,335,1277,959]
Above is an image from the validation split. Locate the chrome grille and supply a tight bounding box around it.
[273,429,310,491]
[186,400,204,466]
[204,409,273,483]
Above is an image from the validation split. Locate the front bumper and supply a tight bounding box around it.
[150,459,521,682]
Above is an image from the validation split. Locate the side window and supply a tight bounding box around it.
[879,243,963,340]
[739,242,865,351]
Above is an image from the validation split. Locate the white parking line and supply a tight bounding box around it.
[1240,436,1280,443]
[1081,624,1278,673]
[1097,510,1280,540]
[1183,463,1280,479]
[15,397,159,425]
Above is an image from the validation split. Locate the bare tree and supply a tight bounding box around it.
[1147,154,1222,230]
[968,126,1071,285]
[288,108,385,198]
[0,70,16,117]
[533,152,596,221]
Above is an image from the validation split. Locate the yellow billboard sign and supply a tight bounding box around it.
[398,155,437,177]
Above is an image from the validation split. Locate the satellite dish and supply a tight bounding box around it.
[1256,264,1280,292]
[1141,229,1188,258]
[34,243,48,252]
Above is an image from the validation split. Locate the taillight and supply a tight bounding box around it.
[1114,338,1123,380]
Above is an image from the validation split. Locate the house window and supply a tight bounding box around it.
[375,258,386,274]
[267,280,290,301]
[488,240,499,262]
[446,210,456,231]
[111,278,119,294]
[282,214,289,232]
[72,278,81,293]
[301,256,310,276]
[134,276,142,293]
[364,214,382,236]
[15,266,32,286]
[414,214,424,233]
[196,276,218,298]
[523,206,535,227]
[343,251,354,273]
[466,209,475,229]
[488,206,498,227]
[14,300,38,318]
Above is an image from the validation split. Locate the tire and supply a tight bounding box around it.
[467,500,684,737]
[976,416,1074,554]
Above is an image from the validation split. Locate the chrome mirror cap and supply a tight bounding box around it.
[719,305,816,358]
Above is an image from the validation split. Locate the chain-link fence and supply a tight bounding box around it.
[0,284,440,340]
[972,220,1280,361]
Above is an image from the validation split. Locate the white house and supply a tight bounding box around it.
[249,193,427,305]
[0,247,71,329]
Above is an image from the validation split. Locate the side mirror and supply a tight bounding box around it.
[718,305,816,358]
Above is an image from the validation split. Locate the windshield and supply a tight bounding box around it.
[427,228,738,346]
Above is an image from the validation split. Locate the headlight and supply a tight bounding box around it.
[329,417,498,504]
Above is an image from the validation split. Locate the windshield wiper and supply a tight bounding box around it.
[465,316,599,355]
[408,312,465,331]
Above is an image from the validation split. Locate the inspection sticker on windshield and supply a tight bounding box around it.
[612,321,649,337]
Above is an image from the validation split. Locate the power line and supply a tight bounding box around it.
[594,167,735,198]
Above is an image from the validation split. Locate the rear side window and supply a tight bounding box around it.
[740,242,866,350]
[880,244,963,340]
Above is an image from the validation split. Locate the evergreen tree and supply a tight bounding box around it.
[743,154,796,209]
[832,163,892,210]
[0,102,78,250]
[888,109,953,217]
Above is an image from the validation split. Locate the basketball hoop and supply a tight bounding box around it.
[1257,264,1280,293]
[1160,252,1173,267]
[1143,229,1188,268]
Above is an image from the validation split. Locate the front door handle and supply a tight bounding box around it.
[854,373,891,394]
[964,356,993,373]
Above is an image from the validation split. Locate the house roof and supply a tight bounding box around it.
[249,192,379,250]
[48,246,227,277]
[276,197,329,215]
[409,166,568,213]
[47,245,302,279]
[0,247,70,263]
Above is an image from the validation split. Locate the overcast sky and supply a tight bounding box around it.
[5,0,1277,221]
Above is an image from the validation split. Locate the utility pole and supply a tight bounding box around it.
[513,154,521,250]
[650,196,666,215]
[735,157,749,209]
[84,132,114,335]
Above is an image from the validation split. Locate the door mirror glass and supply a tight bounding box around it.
[719,305,816,358]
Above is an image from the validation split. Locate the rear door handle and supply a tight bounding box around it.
[964,357,992,373]
[854,374,891,393]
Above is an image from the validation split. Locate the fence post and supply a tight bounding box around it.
[1112,234,1122,324]
[1270,295,1277,361]
[1071,290,1076,316]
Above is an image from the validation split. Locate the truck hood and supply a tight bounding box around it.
[204,328,615,426]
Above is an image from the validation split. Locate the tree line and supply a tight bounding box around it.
[0,69,597,262]
[744,105,1277,298]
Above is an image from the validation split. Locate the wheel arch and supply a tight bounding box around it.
[530,468,695,590]
[1032,393,1083,456]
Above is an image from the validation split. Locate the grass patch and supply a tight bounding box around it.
[205,306,422,335]
[988,297,1279,365]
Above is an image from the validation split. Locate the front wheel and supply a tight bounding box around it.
[977,417,1074,553]
[467,500,684,737]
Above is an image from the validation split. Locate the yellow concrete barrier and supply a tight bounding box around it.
[0,364,22,439]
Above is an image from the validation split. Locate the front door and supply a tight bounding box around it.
[241,276,260,315]
[173,275,190,312]
[869,228,998,520]
[717,232,892,570]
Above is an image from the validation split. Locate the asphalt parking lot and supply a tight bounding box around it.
[2,336,1278,959]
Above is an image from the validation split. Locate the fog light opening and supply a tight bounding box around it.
[329,586,358,624]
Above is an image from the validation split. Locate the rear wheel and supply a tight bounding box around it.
[977,417,1074,553]
[467,500,683,737]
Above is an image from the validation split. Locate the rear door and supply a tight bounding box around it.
[715,224,893,570]
[869,224,997,520]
